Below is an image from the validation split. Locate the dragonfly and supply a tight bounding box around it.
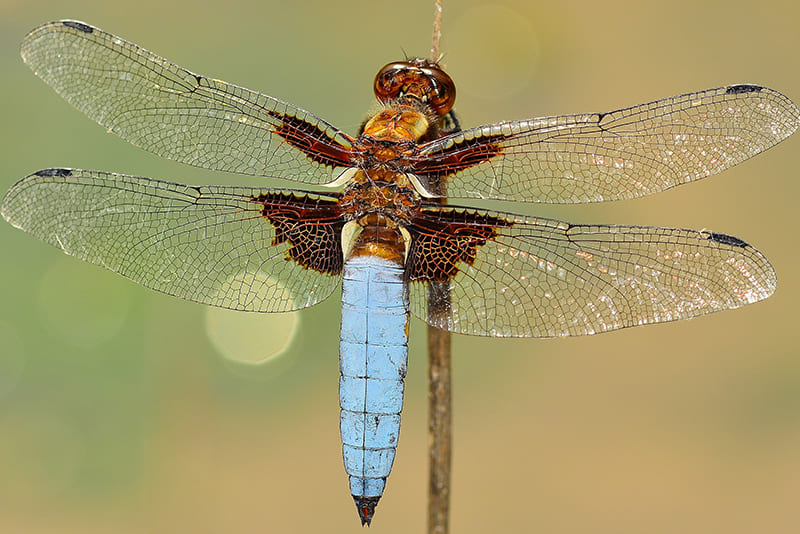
[3,20,798,526]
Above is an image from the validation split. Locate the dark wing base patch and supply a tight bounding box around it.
[407,208,514,282]
[266,111,354,168]
[253,192,345,274]
[414,132,506,187]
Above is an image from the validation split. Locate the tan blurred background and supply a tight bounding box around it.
[1,1,799,532]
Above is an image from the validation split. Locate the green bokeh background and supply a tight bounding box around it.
[1,1,799,532]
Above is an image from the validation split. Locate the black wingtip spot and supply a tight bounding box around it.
[726,84,763,95]
[708,232,749,248]
[34,168,72,178]
[62,21,94,33]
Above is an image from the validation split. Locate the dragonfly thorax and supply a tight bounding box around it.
[361,107,431,143]
[339,168,420,223]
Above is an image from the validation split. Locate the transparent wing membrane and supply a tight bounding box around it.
[417,85,799,203]
[21,21,354,184]
[410,208,776,337]
[2,169,342,312]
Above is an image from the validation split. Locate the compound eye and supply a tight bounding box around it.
[372,60,457,116]
[374,62,409,104]
[421,66,456,116]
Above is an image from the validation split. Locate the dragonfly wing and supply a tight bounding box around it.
[407,207,775,337]
[21,21,355,184]
[2,169,345,312]
[415,85,799,203]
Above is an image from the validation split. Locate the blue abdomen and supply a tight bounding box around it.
[339,254,409,513]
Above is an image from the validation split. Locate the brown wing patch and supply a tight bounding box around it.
[266,111,355,168]
[414,133,506,182]
[252,192,345,274]
[407,208,514,282]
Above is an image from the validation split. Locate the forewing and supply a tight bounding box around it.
[415,85,799,203]
[20,20,355,183]
[1,169,345,312]
[408,207,775,337]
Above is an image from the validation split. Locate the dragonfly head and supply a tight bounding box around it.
[373,58,456,117]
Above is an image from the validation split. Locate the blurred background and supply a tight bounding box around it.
[1,1,799,532]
